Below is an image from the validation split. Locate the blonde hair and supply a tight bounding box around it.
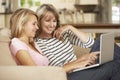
[35,4,60,38]
[10,8,38,39]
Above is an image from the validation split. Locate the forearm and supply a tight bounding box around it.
[62,59,85,73]
[68,25,89,43]
[62,62,76,73]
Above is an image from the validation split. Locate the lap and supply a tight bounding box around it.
[67,60,120,80]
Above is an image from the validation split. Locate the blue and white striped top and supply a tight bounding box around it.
[35,30,94,66]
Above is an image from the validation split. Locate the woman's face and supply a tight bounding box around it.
[40,11,57,35]
[22,14,38,38]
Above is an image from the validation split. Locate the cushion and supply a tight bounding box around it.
[0,28,16,66]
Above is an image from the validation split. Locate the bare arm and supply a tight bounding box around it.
[62,59,89,73]
[53,25,89,43]
[16,50,37,66]
[62,52,99,73]
[68,25,89,43]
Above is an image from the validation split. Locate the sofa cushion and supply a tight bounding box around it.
[73,45,90,58]
[0,66,67,80]
[0,28,16,66]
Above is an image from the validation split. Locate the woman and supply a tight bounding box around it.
[35,4,98,72]
[35,4,120,80]
[9,8,49,66]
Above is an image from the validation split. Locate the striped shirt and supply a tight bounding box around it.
[35,30,94,66]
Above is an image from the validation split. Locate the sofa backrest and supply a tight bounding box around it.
[0,28,16,66]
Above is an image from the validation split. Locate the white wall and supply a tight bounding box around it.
[40,0,75,9]
[76,0,98,4]
[0,0,5,13]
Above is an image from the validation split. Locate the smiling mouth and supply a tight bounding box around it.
[48,28,55,31]
[49,29,53,31]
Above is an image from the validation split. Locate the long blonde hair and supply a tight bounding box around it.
[10,8,38,39]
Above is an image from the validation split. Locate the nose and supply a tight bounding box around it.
[36,25,39,30]
[50,22,55,28]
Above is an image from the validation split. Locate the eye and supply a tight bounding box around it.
[33,22,37,26]
[53,20,57,22]
[33,23,35,25]
[45,19,50,22]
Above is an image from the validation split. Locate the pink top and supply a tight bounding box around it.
[10,38,49,66]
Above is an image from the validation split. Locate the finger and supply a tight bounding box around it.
[90,51,100,55]
[88,60,96,65]
[90,56,98,62]
[90,53,99,60]
[85,61,92,66]
[55,31,61,39]
[53,30,56,37]
[91,55,98,60]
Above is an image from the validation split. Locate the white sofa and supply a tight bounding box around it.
[0,28,90,80]
[0,66,67,80]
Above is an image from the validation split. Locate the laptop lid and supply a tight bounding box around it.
[99,32,115,64]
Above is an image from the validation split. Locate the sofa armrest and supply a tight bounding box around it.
[0,66,67,80]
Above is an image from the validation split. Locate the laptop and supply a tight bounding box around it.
[73,32,115,72]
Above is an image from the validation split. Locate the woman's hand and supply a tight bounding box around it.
[53,25,90,43]
[53,25,71,39]
[63,59,89,73]
[78,51,99,64]
[63,51,99,73]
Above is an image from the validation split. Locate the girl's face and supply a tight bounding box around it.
[40,11,57,35]
[22,14,38,38]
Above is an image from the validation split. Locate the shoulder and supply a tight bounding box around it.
[10,38,26,47]
[10,38,28,56]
